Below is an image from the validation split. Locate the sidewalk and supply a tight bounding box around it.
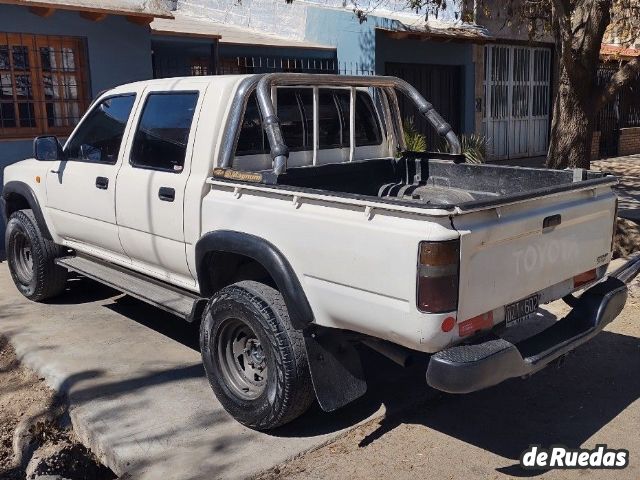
[592,155,640,221]
[0,263,433,480]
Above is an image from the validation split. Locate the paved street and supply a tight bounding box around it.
[258,273,640,480]
[0,264,427,480]
[1,261,639,479]
[1,155,639,479]
[593,155,640,220]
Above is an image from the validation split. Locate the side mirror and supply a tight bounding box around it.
[33,136,64,161]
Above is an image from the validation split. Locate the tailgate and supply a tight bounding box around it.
[453,187,617,322]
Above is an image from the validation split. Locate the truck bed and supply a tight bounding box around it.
[264,153,616,212]
[207,151,618,351]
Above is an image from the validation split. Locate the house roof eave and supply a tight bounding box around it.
[0,0,173,19]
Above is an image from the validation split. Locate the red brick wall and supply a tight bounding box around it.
[591,131,601,160]
[618,127,640,156]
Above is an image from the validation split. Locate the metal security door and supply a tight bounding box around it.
[597,66,620,157]
[484,45,551,160]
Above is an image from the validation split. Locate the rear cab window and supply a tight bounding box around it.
[233,88,384,170]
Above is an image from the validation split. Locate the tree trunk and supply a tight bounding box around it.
[546,64,596,169]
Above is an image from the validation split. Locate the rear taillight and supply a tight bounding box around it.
[417,239,460,313]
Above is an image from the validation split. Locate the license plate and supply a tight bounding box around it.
[505,294,540,327]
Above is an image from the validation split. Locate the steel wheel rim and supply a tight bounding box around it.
[216,317,267,400]
[12,231,34,286]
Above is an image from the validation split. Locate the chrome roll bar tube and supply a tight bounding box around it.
[221,73,462,174]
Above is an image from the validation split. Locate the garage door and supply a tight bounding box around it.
[483,45,551,160]
[386,62,462,151]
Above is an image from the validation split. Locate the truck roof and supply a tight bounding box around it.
[106,74,254,94]
[103,73,384,96]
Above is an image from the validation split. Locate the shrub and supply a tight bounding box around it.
[403,117,427,152]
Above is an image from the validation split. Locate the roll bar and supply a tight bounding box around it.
[220,73,462,175]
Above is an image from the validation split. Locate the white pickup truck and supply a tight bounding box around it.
[3,73,639,430]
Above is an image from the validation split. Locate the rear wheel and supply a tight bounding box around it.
[200,281,314,430]
[5,210,67,301]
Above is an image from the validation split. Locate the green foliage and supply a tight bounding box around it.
[403,117,427,152]
[441,133,488,163]
[459,133,488,164]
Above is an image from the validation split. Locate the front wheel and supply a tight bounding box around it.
[200,281,314,430]
[5,209,67,301]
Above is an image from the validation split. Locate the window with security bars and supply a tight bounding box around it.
[0,33,89,139]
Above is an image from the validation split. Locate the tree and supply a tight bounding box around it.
[349,0,640,169]
[529,0,640,168]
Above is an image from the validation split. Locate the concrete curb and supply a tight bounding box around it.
[0,265,407,480]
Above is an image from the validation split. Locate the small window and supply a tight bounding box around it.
[316,89,342,149]
[64,95,135,163]
[235,89,310,156]
[277,88,308,151]
[354,92,383,146]
[130,92,199,172]
[235,94,264,155]
[335,91,383,147]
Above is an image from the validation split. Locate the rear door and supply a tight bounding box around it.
[453,187,617,322]
[115,87,204,287]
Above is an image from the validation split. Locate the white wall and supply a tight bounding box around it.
[175,0,464,41]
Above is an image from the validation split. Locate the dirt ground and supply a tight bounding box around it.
[257,278,640,480]
[614,218,640,258]
[0,337,114,480]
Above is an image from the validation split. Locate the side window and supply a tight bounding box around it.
[64,95,136,163]
[130,92,199,173]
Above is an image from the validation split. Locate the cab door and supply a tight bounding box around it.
[115,87,204,287]
[45,94,138,259]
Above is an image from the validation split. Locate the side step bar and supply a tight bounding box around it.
[56,255,207,322]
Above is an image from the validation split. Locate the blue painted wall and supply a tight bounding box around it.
[305,7,378,70]
[375,31,475,134]
[0,5,154,255]
[304,6,475,133]
[0,5,153,168]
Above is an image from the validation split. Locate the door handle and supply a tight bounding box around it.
[543,214,562,230]
[95,176,109,190]
[158,187,175,202]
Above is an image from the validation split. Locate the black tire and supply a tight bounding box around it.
[200,280,314,430]
[5,209,67,301]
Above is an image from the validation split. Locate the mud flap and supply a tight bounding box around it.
[303,327,367,412]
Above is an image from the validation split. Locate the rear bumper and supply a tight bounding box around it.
[426,255,640,394]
